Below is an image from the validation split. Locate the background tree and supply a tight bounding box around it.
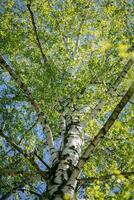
[0,0,134,199]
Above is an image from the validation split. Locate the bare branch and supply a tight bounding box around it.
[34,151,50,169]
[27,0,47,63]
[67,81,134,187]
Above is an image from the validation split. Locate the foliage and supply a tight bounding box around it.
[0,0,134,199]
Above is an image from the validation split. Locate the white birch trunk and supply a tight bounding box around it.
[47,114,83,199]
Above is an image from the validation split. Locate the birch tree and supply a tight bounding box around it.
[0,0,134,199]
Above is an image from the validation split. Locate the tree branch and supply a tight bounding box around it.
[47,0,70,53]
[34,151,50,169]
[0,56,58,163]
[78,171,134,187]
[0,129,47,180]
[0,167,42,183]
[0,168,33,177]
[27,0,47,63]
[0,181,26,200]
[0,181,41,199]
[129,100,134,105]
[72,17,85,59]
[19,188,41,197]
[67,81,134,187]
[1,120,38,159]
[80,59,133,128]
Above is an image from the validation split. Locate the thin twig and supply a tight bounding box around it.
[27,0,47,63]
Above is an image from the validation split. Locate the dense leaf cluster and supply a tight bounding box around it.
[0,0,134,199]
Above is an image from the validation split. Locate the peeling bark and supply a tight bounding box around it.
[47,113,83,199]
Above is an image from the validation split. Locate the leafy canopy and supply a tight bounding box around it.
[0,0,134,199]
